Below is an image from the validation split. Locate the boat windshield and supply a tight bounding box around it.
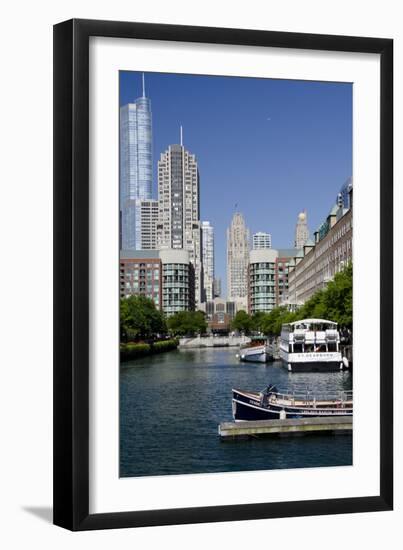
[288,319,337,332]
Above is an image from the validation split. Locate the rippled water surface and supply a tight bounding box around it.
[120,348,352,477]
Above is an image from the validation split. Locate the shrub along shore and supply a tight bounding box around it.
[120,338,179,362]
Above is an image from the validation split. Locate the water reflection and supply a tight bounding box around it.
[120,348,352,477]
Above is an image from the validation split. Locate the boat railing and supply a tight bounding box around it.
[271,389,353,406]
[326,329,339,341]
[283,329,340,345]
[304,331,315,343]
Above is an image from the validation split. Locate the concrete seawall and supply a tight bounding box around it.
[179,335,251,348]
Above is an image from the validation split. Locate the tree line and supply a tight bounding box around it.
[120,295,207,341]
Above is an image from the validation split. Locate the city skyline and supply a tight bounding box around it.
[120,71,352,297]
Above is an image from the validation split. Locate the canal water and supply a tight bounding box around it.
[120,347,352,478]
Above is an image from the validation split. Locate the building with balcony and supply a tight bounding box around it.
[247,248,300,314]
[156,139,203,306]
[159,249,195,316]
[120,249,195,315]
[120,250,162,309]
[248,249,278,314]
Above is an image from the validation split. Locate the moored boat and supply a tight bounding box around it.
[280,318,346,372]
[239,344,270,363]
[237,340,274,363]
[232,384,353,421]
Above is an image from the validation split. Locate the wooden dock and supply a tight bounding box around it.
[218,416,352,440]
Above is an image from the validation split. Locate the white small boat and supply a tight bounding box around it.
[238,342,273,363]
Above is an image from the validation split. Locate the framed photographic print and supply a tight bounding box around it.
[53,19,393,530]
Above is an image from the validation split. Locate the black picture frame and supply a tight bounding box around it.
[53,18,393,531]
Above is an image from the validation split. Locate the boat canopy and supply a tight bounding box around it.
[289,318,337,326]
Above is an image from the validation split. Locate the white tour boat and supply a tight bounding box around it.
[280,318,346,372]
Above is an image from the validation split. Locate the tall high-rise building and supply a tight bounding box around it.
[253,231,272,249]
[139,199,159,249]
[227,212,250,301]
[294,210,310,249]
[156,136,203,305]
[120,74,153,250]
[213,277,222,298]
[202,221,214,302]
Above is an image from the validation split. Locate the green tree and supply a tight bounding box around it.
[247,264,352,337]
[167,310,207,336]
[260,306,296,336]
[297,289,326,320]
[120,295,166,341]
[250,311,267,333]
[231,310,251,333]
[293,262,352,327]
[321,263,352,327]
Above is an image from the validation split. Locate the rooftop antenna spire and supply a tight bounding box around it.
[180,125,183,146]
[142,73,145,98]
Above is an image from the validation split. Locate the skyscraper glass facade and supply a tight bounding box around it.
[120,92,153,250]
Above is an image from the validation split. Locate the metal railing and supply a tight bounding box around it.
[265,387,353,406]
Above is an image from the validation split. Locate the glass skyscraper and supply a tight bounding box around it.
[120,76,153,250]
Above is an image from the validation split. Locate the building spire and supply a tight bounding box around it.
[180,125,183,146]
[142,73,146,98]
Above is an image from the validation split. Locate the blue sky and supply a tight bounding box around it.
[120,72,352,297]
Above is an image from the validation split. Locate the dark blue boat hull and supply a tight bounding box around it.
[232,389,352,421]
